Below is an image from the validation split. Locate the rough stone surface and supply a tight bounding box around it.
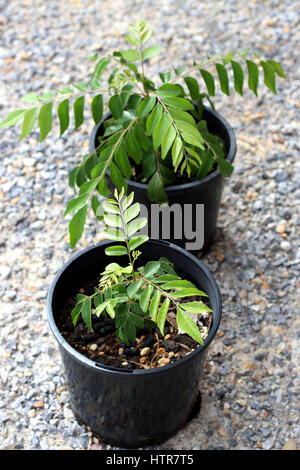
[0,0,299,451]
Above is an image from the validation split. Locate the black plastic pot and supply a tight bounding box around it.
[47,240,222,447]
[89,106,237,254]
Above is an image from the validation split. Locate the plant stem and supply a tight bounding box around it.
[118,197,134,273]
[141,276,181,312]
[170,51,256,83]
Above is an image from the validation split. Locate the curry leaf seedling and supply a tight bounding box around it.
[0,21,286,247]
[71,189,212,346]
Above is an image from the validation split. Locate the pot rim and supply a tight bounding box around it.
[47,239,222,376]
[89,105,237,192]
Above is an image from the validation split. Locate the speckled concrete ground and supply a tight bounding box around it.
[0,0,299,450]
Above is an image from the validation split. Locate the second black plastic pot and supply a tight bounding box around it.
[89,106,237,254]
[47,240,222,447]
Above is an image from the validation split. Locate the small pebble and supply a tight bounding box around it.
[157,347,165,355]
[17,319,28,329]
[140,347,151,356]
[28,409,36,418]
[158,357,170,366]
[280,241,291,251]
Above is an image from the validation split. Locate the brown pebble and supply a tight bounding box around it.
[33,401,44,408]
[157,347,165,356]
[169,352,175,358]
[118,347,124,355]
[140,347,151,356]
[164,334,171,340]
[276,224,286,234]
[158,357,170,366]
[140,356,147,364]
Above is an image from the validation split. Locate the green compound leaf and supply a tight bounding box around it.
[110,161,127,192]
[172,136,184,171]
[149,288,161,321]
[81,298,92,331]
[160,280,196,290]
[157,297,170,336]
[153,112,172,151]
[147,171,168,204]
[64,193,89,216]
[103,212,122,227]
[176,307,204,345]
[142,45,161,60]
[162,97,194,111]
[171,288,208,298]
[120,49,140,61]
[108,94,123,119]
[146,103,163,136]
[199,69,215,96]
[137,96,156,118]
[126,217,147,237]
[246,59,259,96]
[161,125,176,159]
[260,60,277,94]
[139,284,153,313]
[0,109,27,128]
[91,57,110,82]
[105,245,127,256]
[124,202,140,223]
[91,195,104,221]
[39,102,53,142]
[128,235,149,251]
[122,192,134,211]
[78,178,99,196]
[144,261,161,279]
[125,131,142,164]
[157,83,182,98]
[20,107,38,140]
[231,61,244,96]
[141,28,153,44]
[69,204,88,249]
[215,63,230,96]
[184,76,200,101]
[267,60,286,78]
[22,93,39,103]
[127,279,143,299]
[181,301,212,313]
[103,228,126,242]
[57,99,70,136]
[73,96,85,129]
[216,157,234,177]
[115,145,132,179]
[71,303,82,327]
[91,94,103,125]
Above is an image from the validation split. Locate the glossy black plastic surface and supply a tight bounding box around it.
[47,240,222,447]
[89,107,237,253]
